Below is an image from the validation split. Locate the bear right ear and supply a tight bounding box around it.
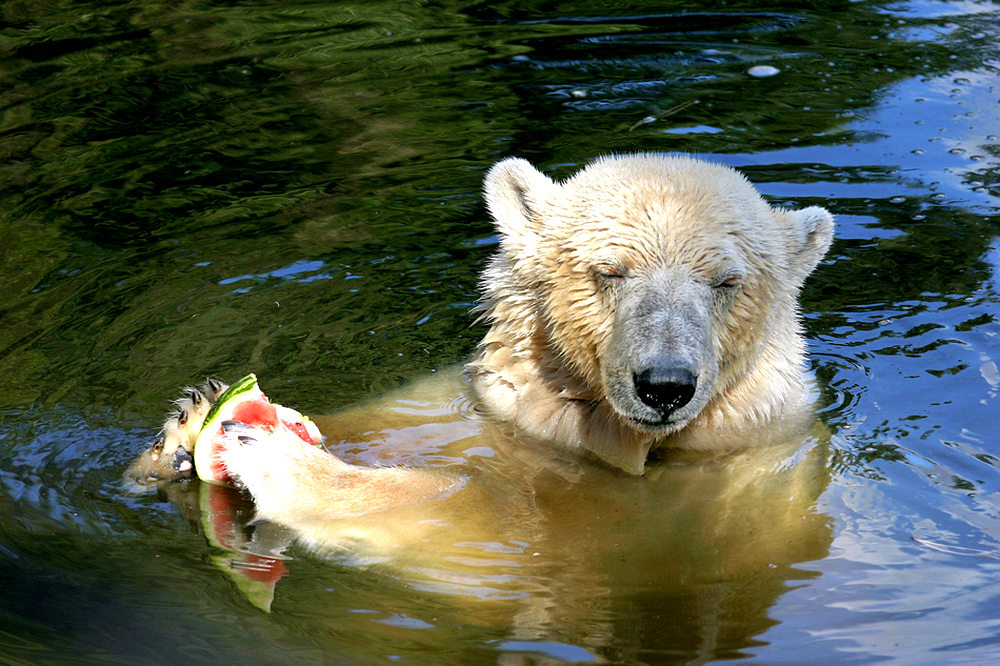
[483,158,555,249]
[785,205,835,283]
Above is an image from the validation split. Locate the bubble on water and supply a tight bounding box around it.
[890,196,905,203]
[912,149,925,154]
[571,89,587,98]
[747,65,780,78]
[982,361,999,387]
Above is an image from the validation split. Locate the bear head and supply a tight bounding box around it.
[470,154,833,473]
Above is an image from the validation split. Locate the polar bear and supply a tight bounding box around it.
[126,155,836,645]
[128,152,833,520]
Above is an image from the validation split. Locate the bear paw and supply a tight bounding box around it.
[125,378,229,485]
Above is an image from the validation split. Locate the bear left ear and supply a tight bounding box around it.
[785,205,834,281]
[483,158,555,251]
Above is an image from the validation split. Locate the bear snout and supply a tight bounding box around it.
[633,366,698,419]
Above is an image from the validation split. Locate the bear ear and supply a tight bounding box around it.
[483,158,555,245]
[785,205,834,281]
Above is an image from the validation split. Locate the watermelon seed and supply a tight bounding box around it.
[222,420,254,436]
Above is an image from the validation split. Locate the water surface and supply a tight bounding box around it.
[1,1,999,664]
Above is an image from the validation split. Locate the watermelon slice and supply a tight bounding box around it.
[193,373,323,485]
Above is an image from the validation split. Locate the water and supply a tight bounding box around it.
[1,0,999,664]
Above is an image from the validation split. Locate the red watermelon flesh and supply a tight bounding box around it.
[194,374,323,485]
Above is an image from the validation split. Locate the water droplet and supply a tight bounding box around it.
[571,89,587,98]
[747,65,780,78]
[948,148,965,154]
[911,149,925,154]
[890,196,905,203]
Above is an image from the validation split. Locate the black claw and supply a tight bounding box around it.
[178,409,188,427]
[189,388,203,408]
[207,378,227,399]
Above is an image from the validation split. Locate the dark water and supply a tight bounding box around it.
[1,0,999,664]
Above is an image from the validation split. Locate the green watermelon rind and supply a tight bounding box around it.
[200,373,261,433]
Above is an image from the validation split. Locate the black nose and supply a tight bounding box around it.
[634,368,697,416]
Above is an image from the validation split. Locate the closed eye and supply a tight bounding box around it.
[713,272,744,289]
[593,262,625,280]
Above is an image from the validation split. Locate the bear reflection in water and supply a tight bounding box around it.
[129,155,835,657]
